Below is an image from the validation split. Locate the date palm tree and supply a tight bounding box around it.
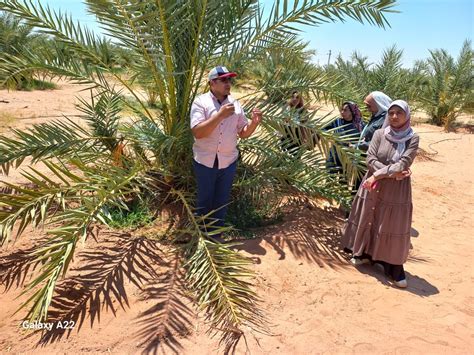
[330,45,421,108]
[0,0,396,347]
[0,11,40,54]
[416,40,473,130]
[0,11,53,88]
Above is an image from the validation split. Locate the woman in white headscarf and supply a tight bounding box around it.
[357,91,392,151]
[342,100,419,288]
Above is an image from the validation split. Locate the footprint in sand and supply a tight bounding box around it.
[353,342,375,352]
[407,335,449,346]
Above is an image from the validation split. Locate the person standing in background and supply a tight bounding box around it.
[357,91,392,151]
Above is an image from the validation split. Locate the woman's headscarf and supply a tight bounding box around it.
[343,101,363,132]
[371,91,392,116]
[288,91,305,110]
[384,100,414,162]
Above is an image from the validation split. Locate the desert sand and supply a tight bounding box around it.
[0,82,473,354]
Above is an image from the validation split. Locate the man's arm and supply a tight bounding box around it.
[239,108,262,139]
[192,103,235,139]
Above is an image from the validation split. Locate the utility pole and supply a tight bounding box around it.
[327,50,332,67]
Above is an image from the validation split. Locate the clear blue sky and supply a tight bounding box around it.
[41,0,473,68]
[289,0,473,67]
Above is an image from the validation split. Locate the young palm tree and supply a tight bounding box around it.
[417,40,474,130]
[327,52,368,102]
[0,0,396,347]
[249,37,319,103]
[0,11,39,54]
[0,11,54,88]
[330,45,422,108]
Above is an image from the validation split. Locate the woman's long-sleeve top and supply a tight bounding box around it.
[367,129,420,179]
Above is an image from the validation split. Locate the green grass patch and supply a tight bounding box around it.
[107,200,155,229]
[2,78,57,91]
[20,78,57,91]
[226,193,283,239]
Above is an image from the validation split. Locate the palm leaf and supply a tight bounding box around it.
[13,160,145,321]
[0,118,105,174]
[171,188,267,348]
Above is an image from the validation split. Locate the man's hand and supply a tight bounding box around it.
[239,107,263,138]
[251,108,262,126]
[219,103,235,119]
[192,103,234,139]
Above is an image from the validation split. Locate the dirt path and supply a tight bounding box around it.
[0,85,473,354]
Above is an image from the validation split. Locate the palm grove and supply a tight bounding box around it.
[0,0,472,348]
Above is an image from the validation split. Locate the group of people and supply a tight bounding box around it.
[190,66,419,288]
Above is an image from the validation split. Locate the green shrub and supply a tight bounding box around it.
[13,78,57,91]
[107,200,154,229]
[226,191,283,238]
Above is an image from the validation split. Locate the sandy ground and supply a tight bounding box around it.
[0,84,473,354]
[0,81,90,131]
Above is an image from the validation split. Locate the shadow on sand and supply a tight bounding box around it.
[0,239,47,291]
[234,203,349,269]
[0,202,438,354]
[354,262,439,297]
[234,202,438,296]
[0,232,194,355]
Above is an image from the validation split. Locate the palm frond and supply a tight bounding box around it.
[0,0,155,120]
[239,94,365,201]
[76,90,123,152]
[0,117,108,175]
[228,0,397,62]
[0,0,107,63]
[171,188,267,347]
[14,160,145,321]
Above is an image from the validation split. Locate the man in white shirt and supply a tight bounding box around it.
[190,66,262,240]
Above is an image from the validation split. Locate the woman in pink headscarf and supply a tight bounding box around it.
[342,100,419,288]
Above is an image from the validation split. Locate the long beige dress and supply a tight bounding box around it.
[342,129,420,265]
